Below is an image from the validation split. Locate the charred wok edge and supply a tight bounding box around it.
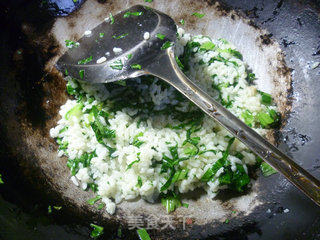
[0,0,293,239]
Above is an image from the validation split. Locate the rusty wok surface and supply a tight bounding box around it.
[0,0,320,239]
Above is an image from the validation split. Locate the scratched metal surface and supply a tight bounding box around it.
[0,0,319,239]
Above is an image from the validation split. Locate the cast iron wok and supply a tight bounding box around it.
[0,0,320,239]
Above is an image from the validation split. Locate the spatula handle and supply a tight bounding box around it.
[145,48,320,206]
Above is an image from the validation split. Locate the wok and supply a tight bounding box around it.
[0,0,319,239]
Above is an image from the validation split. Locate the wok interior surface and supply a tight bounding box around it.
[0,0,320,239]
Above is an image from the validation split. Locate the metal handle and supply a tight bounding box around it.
[145,48,320,206]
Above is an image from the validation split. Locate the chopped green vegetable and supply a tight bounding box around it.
[127,54,133,59]
[220,96,234,108]
[257,111,274,128]
[47,205,61,214]
[97,203,105,210]
[161,192,182,213]
[137,229,151,240]
[67,151,97,176]
[160,144,189,192]
[88,183,99,193]
[268,109,280,127]
[182,202,189,208]
[199,41,215,51]
[109,13,114,24]
[229,60,239,67]
[137,176,143,187]
[66,81,79,95]
[110,59,123,70]
[59,126,68,134]
[90,224,104,239]
[65,103,83,120]
[131,64,142,70]
[199,148,217,155]
[192,12,205,18]
[161,41,173,50]
[259,91,272,105]
[198,59,205,65]
[179,41,201,71]
[65,40,79,48]
[127,159,140,170]
[87,195,102,205]
[79,69,85,79]
[172,169,188,183]
[53,206,62,210]
[221,164,250,192]
[217,165,243,191]
[78,56,93,65]
[112,33,129,39]
[127,153,141,170]
[201,137,235,182]
[218,172,232,185]
[225,219,229,224]
[235,152,244,160]
[175,56,184,70]
[241,110,254,127]
[260,162,277,176]
[179,19,185,25]
[57,138,68,151]
[132,132,145,147]
[227,48,242,59]
[124,11,143,18]
[183,142,198,156]
[156,33,166,40]
[117,226,122,238]
[144,0,153,2]
[247,72,255,83]
[99,32,105,38]
[0,174,3,184]
[208,54,228,64]
[90,106,115,142]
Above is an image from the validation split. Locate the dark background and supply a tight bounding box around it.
[0,0,319,239]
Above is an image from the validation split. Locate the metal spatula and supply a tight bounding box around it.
[56,5,320,206]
